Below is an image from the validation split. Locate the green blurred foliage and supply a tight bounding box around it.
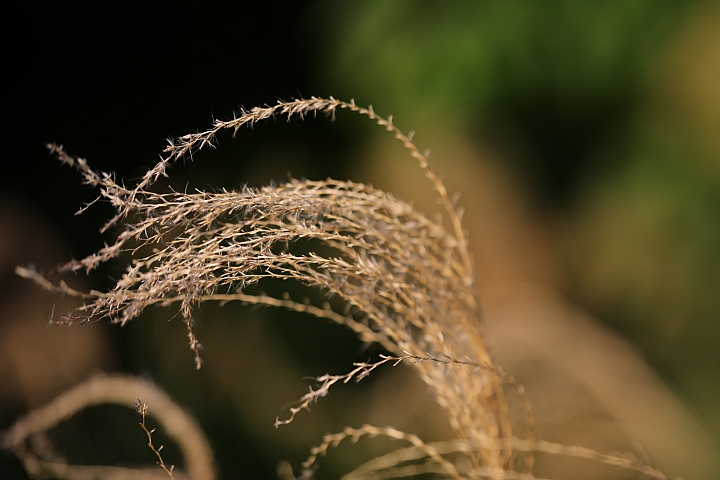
[318,0,720,449]
[323,0,674,119]
[319,0,703,202]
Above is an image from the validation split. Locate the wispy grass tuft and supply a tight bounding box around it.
[13,97,677,479]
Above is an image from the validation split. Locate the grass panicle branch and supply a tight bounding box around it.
[14,97,678,479]
[136,398,176,479]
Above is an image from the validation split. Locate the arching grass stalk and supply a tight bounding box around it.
[15,97,676,479]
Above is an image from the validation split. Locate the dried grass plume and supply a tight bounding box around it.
[12,97,677,479]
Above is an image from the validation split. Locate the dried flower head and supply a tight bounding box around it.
[15,97,676,479]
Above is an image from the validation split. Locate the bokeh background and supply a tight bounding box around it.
[2,1,719,478]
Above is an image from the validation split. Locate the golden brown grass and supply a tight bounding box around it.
[8,97,677,479]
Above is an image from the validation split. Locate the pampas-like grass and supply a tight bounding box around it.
[11,97,676,479]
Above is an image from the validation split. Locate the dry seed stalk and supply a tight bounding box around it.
[15,97,677,479]
[136,398,175,479]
